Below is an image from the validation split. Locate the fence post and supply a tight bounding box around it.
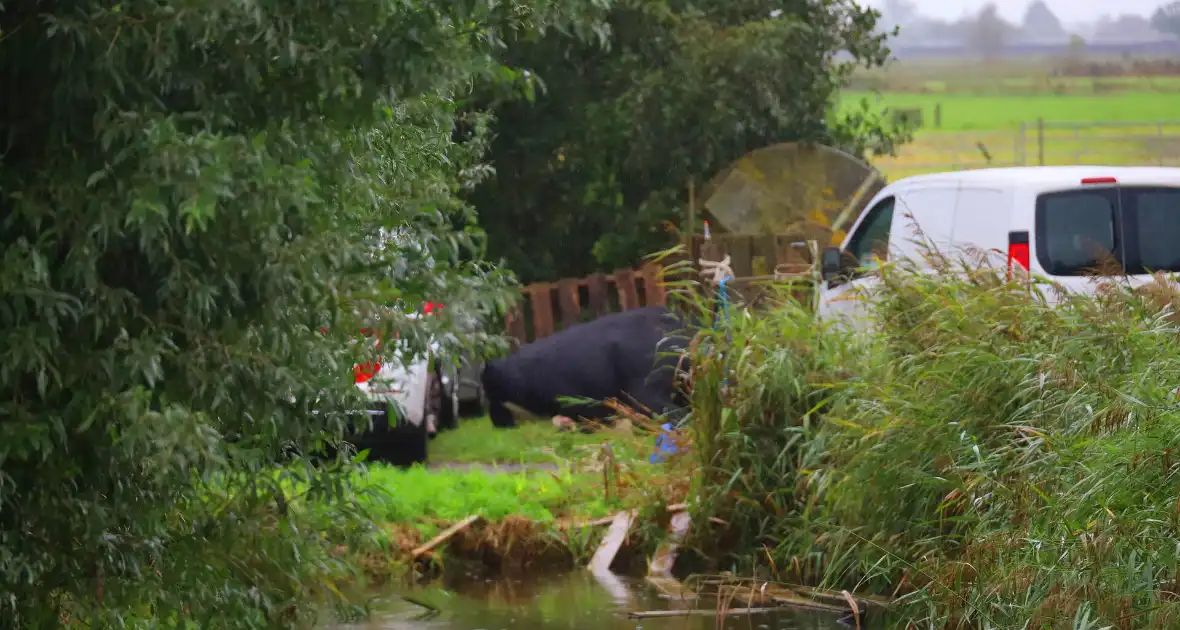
[556,278,581,330]
[504,306,527,348]
[1017,122,1027,166]
[641,265,667,307]
[614,268,640,311]
[1037,118,1045,166]
[528,283,555,340]
[586,273,610,318]
[1159,123,1166,166]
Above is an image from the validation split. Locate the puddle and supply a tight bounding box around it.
[325,570,864,630]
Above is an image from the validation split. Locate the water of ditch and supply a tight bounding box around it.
[325,570,867,630]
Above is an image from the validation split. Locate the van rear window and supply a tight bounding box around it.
[1036,190,1117,276]
[1034,186,1180,276]
[1130,189,1180,272]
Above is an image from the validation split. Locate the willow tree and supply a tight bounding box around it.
[0,0,598,626]
[468,0,908,283]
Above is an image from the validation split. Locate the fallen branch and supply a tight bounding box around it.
[628,607,780,619]
[718,584,849,614]
[841,590,862,630]
[796,587,894,610]
[411,514,484,558]
[559,515,617,529]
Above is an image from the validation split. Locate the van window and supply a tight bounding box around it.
[845,196,895,267]
[1035,190,1118,275]
[1129,188,1180,272]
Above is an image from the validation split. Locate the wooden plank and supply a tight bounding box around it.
[412,514,484,558]
[754,235,777,277]
[647,511,691,577]
[614,268,640,311]
[557,278,581,330]
[505,306,527,347]
[729,236,753,278]
[528,283,555,339]
[698,236,722,264]
[588,510,635,573]
[640,265,666,307]
[775,235,793,267]
[586,273,610,318]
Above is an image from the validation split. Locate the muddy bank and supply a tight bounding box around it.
[363,511,669,585]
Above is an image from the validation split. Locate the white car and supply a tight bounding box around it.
[817,165,1180,326]
[344,302,460,466]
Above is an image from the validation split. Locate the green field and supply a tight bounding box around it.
[837,61,1180,179]
[840,90,1180,131]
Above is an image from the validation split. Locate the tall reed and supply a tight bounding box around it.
[686,245,1180,629]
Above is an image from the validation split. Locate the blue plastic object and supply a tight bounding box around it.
[649,423,679,464]
[650,266,732,465]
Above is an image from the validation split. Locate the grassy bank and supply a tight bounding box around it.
[427,415,614,464]
[688,253,1180,627]
[292,416,691,582]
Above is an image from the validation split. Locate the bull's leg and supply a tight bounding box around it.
[623,372,682,421]
[487,396,518,428]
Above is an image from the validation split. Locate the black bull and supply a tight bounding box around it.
[481,306,693,428]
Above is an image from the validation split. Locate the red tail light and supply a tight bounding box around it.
[1008,230,1030,280]
[355,328,382,382]
[354,362,381,384]
[1081,177,1117,185]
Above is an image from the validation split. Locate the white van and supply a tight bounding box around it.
[816,165,1180,324]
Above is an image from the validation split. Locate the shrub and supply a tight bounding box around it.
[0,1,594,625]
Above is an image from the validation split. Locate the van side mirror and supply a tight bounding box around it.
[821,247,842,281]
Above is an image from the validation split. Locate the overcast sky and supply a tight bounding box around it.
[862,0,1161,24]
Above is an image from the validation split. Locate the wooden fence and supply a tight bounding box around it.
[503,237,821,347]
[690,234,819,311]
[504,264,668,346]
[690,234,817,278]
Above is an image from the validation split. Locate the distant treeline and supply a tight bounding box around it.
[891,40,1180,60]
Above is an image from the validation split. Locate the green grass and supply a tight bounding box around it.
[428,415,613,464]
[355,464,617,530]
[338,417,684,540]
[841,90,1180,131]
